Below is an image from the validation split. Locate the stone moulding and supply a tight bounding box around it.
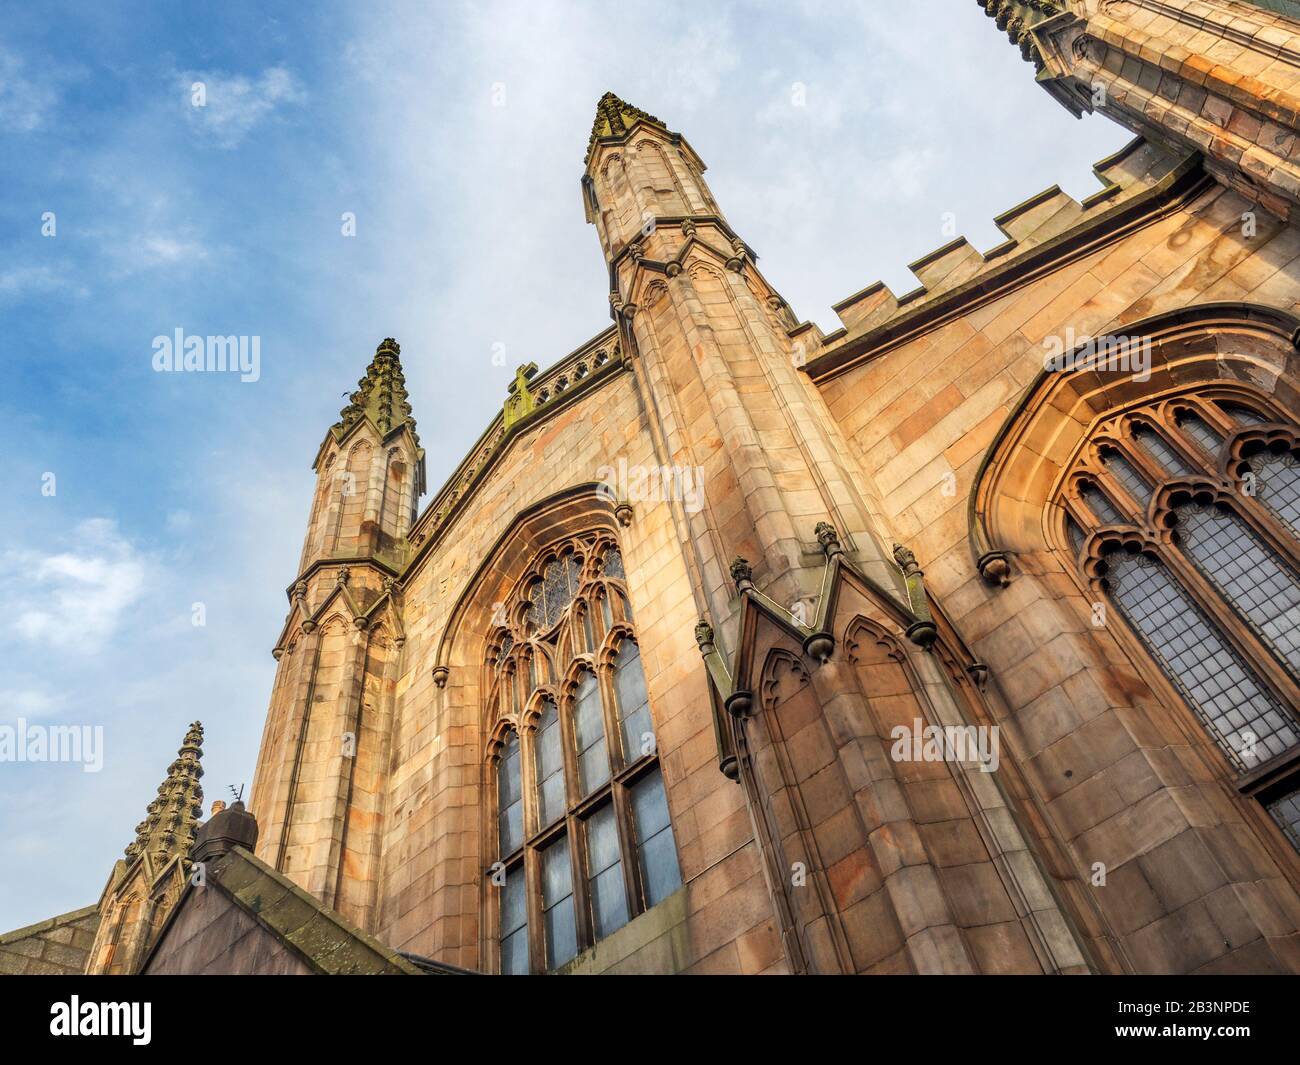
[968,301,1300,583]
[699,522,947,778]
[426,483,623,692]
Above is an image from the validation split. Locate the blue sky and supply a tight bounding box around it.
[0,0,1131,930]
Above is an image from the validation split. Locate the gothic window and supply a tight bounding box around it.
[1059,392,1300,851]
[486,532,682,973]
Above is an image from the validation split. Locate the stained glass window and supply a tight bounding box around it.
[614,642,654,761]
[1132,424,1194,476]
[1107,551,1298,770]
[1267,788,1300,851]
[631,769,682,908]
[488,533,680,971]
[602,546,625,579]
[1177,412,1223,457]
[1061,395,1300,855]
[1176,504,1300,675]
[574,672,608,794]
[500,866,529,975]
[498,731,523,855]
[1252,451,1300,534]
[1100,448,1151,509]
[586,804,629,937]
[542,835,577,969]
[535,699,566,827]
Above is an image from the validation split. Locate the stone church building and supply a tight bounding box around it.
[7,0,1300,976]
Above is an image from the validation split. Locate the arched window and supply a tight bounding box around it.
[1059,392,1300,851]
[486,532,682,973]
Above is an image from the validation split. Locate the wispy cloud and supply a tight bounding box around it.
[4,519,147,651]
[178,66,306,149]
[0,265,87,302]
[0,46,60,132]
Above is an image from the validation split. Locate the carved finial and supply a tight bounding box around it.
[730,556,754,591]
[377,337,400,357]
[124,722,206,864]
[694,619,715,653]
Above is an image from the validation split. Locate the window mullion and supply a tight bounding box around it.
[568,811,594,953]
[523,844,546,975]
[612,780,644,919]
[1157,539,1300,714]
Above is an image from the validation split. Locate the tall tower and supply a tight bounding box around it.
[982,0,1300,219]
[86,722,204,975]
[248,338,424,931]
[583,92,893,638]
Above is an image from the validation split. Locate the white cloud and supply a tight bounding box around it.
[3,519,147,651]
[179,66,306,149]
[0,687,67,721]
[0,265,86,302]
[0,46,59,132]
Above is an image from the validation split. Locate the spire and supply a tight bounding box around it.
[585,91,668,165]
[976,0,1063,71]
[125,721,205,868]
[331,338,420,448]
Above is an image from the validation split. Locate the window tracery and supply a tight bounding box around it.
[1058,391,1300,851]
[484,531,681,972]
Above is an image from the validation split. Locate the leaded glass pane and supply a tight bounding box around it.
[1101,448,1151,509]
[1266,787,1300,852]
[1108,551,1299,770]
[1066,516,1086,556]
[532,550,582,630]
[1253,451,1300,534]
[1220,403,1271,426]
[535,699,566,827]
[614,642,654,761]
[600,591,613,631]
[1177,412,1223,458]
[541,835,577,968]
[585,803,628,937]
[630,769,682,908]
[603,546,625,579]
[1080,482,1128,525]
[573,672,609,793]
[498,731,523,855]
[498,633,513,661]
[500,867,529,974]
[1177,504,1300,676]
[1132,425,1194,476]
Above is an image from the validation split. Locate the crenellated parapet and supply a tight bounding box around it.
[801,136,1208,382]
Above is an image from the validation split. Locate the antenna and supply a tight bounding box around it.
[228,783,245,802]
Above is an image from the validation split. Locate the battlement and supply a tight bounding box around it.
[801,136,1205,380]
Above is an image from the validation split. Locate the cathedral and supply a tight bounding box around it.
[8,0,1300,976]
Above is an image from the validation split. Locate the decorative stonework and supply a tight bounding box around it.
[332,338,420,447]
[585,91,667,166]
[126,721,205,867]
